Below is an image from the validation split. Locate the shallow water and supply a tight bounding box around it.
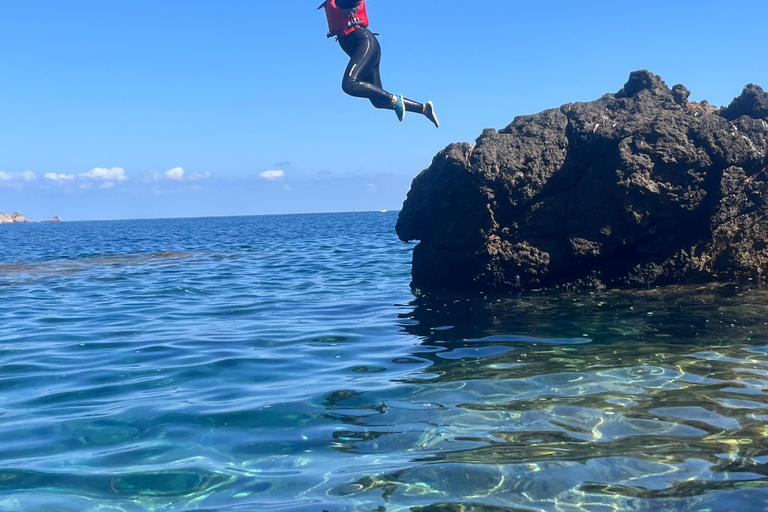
[1,213,768,511]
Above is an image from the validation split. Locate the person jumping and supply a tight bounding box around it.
[320,0,439,127]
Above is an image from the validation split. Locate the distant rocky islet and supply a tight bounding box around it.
[0,211,60,224]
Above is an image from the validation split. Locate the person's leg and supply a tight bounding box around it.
[338,29,394,108]
[403,98,424,113]
[337,28,438,126]
[404,98,439,127]
[364,57,393,110]
[365,49,434,123]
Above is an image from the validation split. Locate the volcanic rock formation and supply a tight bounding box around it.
[396,70,768,292]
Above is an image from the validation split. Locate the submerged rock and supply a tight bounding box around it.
[397,70,768,292]
[0,211,31,224]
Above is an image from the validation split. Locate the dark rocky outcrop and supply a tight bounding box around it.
[396,70,768,292]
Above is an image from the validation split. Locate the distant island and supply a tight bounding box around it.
[0,211,61,224]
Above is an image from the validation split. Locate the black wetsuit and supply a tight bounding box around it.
[335,0,424,113]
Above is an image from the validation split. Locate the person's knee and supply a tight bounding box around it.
[342,78,357,96]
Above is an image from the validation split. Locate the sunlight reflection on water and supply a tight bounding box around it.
[1,216,768,511]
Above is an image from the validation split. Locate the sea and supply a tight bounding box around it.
[1,212,768,512]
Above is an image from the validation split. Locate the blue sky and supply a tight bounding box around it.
[1,0,766,221]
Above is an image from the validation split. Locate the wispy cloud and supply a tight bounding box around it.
[165,167,185,180]
[188,172,211,181]
[44,173,75,182]
[80,167,128,182]
[146,167,210,183]
[2,166,216,193]
[260,170,285,181]
[0,170,37,187]
[0,170,37,182]
[74,167,128,190]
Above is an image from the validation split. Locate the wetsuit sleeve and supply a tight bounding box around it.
[335,0,361,8]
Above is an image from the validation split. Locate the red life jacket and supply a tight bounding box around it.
[324,0,369,37]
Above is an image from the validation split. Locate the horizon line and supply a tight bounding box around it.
[2,209,401,224]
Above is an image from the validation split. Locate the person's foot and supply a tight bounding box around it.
[425,101,439,128]
[393,95,405,121]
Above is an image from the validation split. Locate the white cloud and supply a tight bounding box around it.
[146,171,163,183]
[80,167,128,182]
[165,167,185,180]
[0,170,37,186]
[188,171,211,181]
[260,170,285,181]
[45,173,75,182]
[146,168,209,183]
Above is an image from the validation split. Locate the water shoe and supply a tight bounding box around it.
[394,95,405,121]
[425,101,439,128]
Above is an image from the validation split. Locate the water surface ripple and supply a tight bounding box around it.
[1,213,768,511]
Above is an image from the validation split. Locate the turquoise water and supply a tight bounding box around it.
[1,212,768,512]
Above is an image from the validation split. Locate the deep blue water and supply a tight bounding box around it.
[1,212,768,512]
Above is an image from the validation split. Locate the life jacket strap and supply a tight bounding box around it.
[327,17,362,38]
[327,28,380,39]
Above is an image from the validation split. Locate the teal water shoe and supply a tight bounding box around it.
[394,95,405,122]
